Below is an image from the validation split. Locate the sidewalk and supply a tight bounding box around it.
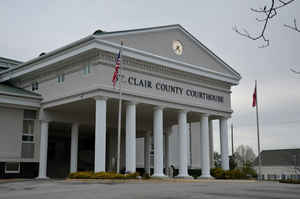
[64,178,261,184]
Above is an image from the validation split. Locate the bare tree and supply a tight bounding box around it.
[234,0,298,48]
[214,151,222,168]
[235,145,256,168]
[290,68,300,74]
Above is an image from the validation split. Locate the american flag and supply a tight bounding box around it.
[112,51,121,87]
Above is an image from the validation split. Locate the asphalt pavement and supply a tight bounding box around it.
[0,179,299,199]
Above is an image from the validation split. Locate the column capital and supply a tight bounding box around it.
[125,101,138,106]
[220,116,230,120]
[200,113,210,117]
[153,105,164,111]
[178,109,189,114]
[94,96,108,101]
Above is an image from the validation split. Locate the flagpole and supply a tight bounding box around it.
[116,41,123,173]
[255,80,262,181]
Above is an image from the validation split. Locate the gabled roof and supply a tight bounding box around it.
[93,24,241,80]
[0,57,22,71]
[254,149,300,167]
[0,83,42,99]
[0,25,241,85]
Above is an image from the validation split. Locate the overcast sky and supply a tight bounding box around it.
[1,0,299,155]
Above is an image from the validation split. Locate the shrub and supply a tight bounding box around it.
[142,173,151,179]
[211,168,249,179]
[188,169,202,179]
[69,171,140,179]
[93,172,124,179]
[211,168,225,179]
[227,169,248,179]
[69,171,94,179]
[125,172,140,179]
[241,167,257,178]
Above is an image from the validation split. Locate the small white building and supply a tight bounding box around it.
[0,25,241,178]
[254,149,300,180]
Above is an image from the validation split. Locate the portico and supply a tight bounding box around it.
[0,25,240,179]
[36,94,231,178]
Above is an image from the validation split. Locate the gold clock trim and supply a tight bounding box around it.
[172,40,183,55]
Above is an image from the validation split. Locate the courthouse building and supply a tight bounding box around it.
[0,25,241,178]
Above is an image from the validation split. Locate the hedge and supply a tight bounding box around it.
[69,171,140,179]
[210,168,250,179]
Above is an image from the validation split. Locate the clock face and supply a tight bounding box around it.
[172,40,183,55]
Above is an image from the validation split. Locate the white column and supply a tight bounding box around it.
[153,106,165,177]
[209,119,215,168]
[177,110,190,178]
[220,117,229,170]
[200,114,212,178]
[187,123,191,168]
[125,102,136,173]
[164,129,170,174]
[144,131,151,174]
[70,123,79,173]
[94,96,107,172]
[37,120,49,179]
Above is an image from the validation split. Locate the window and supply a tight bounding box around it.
[57,74,65,84]
[31,81,39,91]
[5,162,20,174]
[83,64,91,75]
[21,110,36,158]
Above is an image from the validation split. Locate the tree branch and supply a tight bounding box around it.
[290,68,300,74]
[284,18,300,32]
[234,0,297,47]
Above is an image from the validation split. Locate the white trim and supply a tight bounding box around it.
[94,39,240,84]
[41,84,232,116]
[94,24,241,80]
[5,162,20,174]
[0,95,41,108]
[0,41,98,82]
[0,25,240,85]
[93,25,178,39]
[0,35,94,76]
[0,91,42,100]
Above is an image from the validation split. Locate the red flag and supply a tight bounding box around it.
[112,51,121,87]
[252,84,257,107]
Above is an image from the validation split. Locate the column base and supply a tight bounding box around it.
[175,175,193,179]
[199,174,214,179]
[36,176,49,180]
[152,173,168,179]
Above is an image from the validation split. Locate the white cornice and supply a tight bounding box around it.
[0,35,94,76]
[94,24,241,80]
[0,94,41,108]
[93,39,240,85]
[0,35,240,85]
[41,83,232,116]
[0,91,42,100]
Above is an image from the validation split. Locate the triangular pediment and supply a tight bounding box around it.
[95,25,240,80]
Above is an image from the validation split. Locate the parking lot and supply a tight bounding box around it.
[0,179,299,199]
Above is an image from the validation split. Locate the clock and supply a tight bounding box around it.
[172,40,183,55]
